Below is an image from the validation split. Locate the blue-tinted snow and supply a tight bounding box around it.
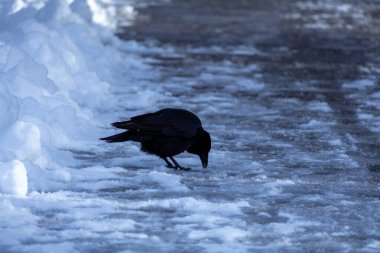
[0,0,379,253]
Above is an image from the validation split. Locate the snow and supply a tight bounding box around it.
[287,1,369,30]
[0,121,41,161]
[0,0,131,195]
[0,0,379,252]
[141,171,190,192]
[0,2,249,251]
[343,79,375,90]
[0,160,28,196]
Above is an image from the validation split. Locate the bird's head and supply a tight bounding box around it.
[187,128,211,168]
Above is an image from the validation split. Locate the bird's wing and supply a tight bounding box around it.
[112,108,201,138]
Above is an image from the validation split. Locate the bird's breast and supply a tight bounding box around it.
[140,136,194,157]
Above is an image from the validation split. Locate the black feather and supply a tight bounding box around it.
[100,108,211,170]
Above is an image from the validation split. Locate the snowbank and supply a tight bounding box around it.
[0,0,134,196]
[0,160,28,196]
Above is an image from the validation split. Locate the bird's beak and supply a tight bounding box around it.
[200,153,208,168]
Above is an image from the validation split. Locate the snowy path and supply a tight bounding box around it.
[113,0,380,251]
[1,0,380,252]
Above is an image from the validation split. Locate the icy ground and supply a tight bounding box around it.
[1,0,380,252]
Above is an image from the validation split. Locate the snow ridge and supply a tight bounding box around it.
[0,0,130,195]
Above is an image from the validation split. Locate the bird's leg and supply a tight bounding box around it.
[169,157,191,171]
[162,157,175,169]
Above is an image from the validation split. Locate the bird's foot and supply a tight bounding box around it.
[163,157,191,171]
[167,157,191,171]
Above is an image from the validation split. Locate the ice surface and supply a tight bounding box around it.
[289,1,369,30]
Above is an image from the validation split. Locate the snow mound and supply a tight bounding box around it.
[0,160,28,196]
[0,0,135,195]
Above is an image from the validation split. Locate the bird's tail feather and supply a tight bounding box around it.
[100,131,151,143]
[100,131,133,143]
[111,121,135,129]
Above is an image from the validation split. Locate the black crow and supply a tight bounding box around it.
[100,108,211,170]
